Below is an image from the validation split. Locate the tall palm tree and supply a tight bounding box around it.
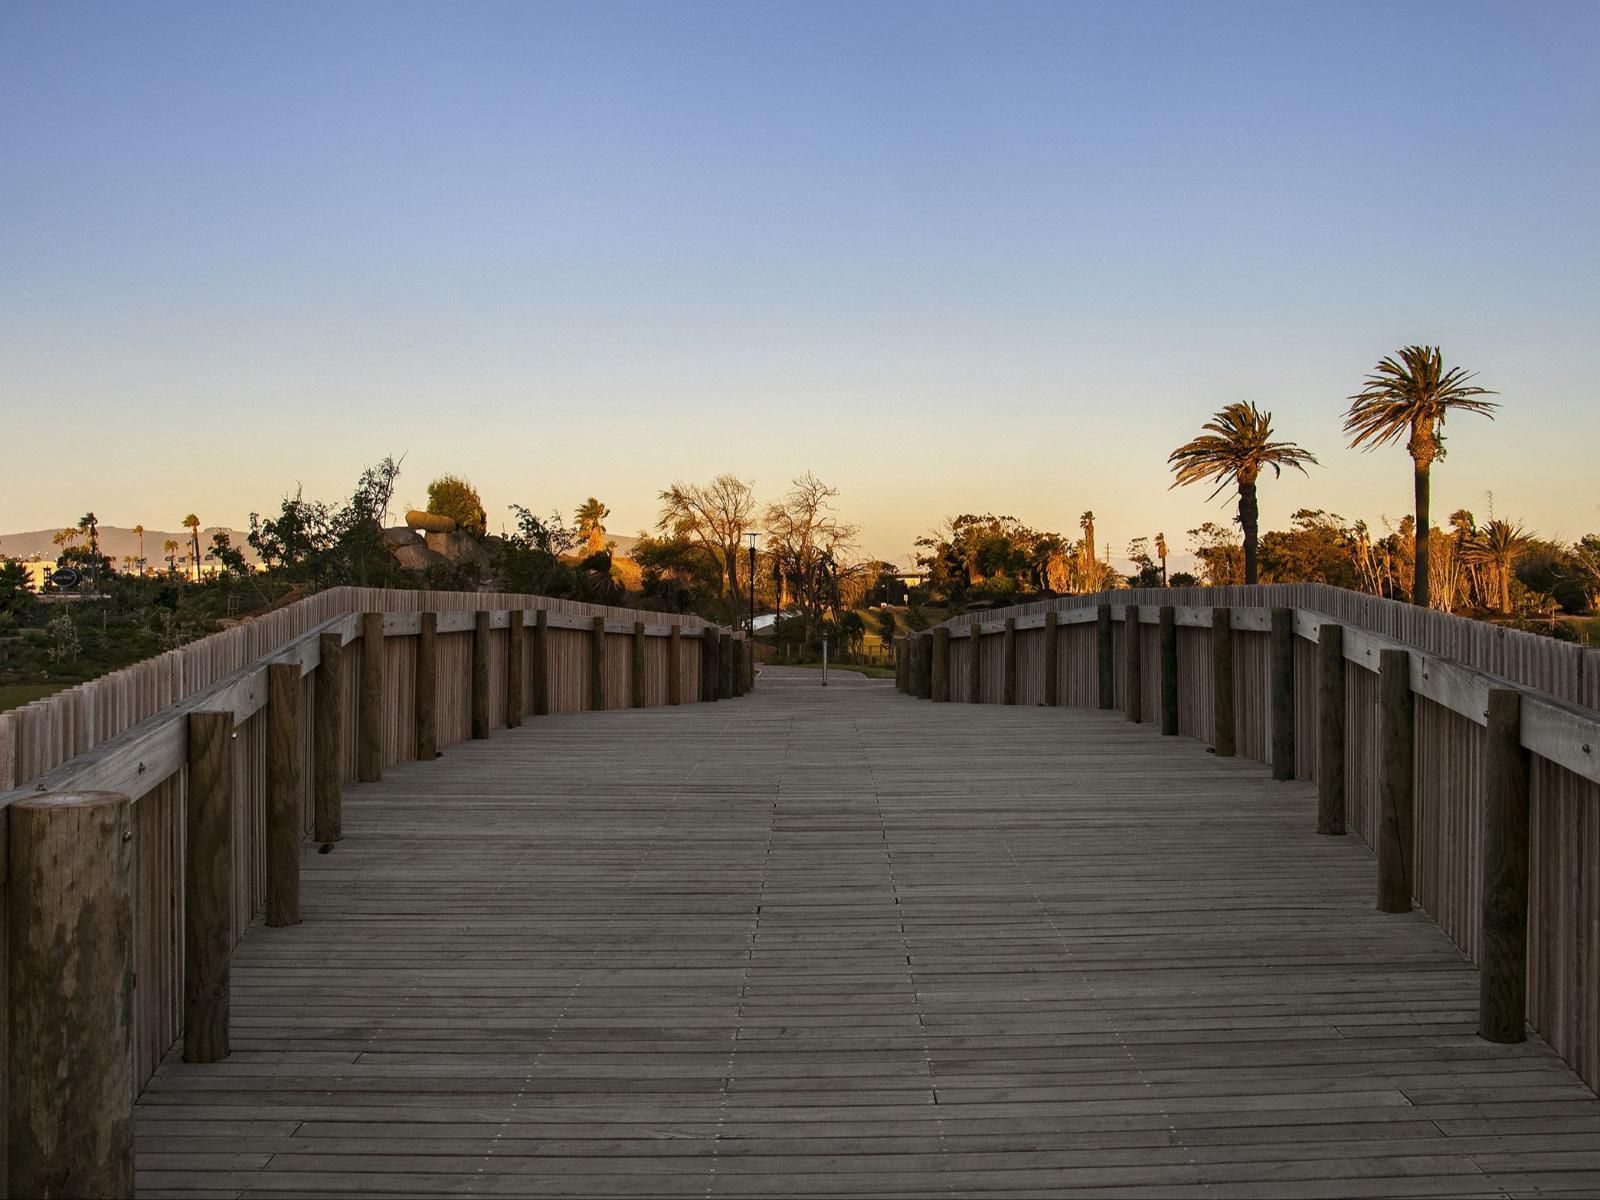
[1168,402,1318,586]
[133,524,145,574]
[1468,519,1533,615]
[162,538,180,574]
[1344,345,1498,608]
[1078,512,1096,573]
[1154,532,1169,586]
[183,514,201,581]
[574,498,610,556]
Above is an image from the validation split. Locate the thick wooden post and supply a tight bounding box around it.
[911,633,928,699]
[472,611,492,738]
[267,661,302,928]
[506,609,524,728]
[358,611,383,782]
[591,616,608,710]
[1270,607,1295,780]
[1376,648,1415,913]
[668,625,683,704]
[932,627,950,702]
[185,710,233,1063]
[415,611,437,760]
[7,791,134,1200]
[1211,607,1235,757]
[315,632,344,840]
[533,609,550,716]
[632,621,647,707]
[1002,618,1018,705]
[1159,606,1178,736]
[1096,604,1114,709]
[703,629,720,702]
[720,633,736,699]
[1124,606,1142,723]
[1043,612,1059,707]
[968,626,983,703]
[1317,624,1346,835]
[1480,688,1530,1044]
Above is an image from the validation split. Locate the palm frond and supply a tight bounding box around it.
[1344,345,1498,452]
[1168,402,1318,499]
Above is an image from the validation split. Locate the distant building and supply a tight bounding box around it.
[18,558,53,592]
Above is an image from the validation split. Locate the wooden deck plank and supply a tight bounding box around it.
[136,687,1600,1195]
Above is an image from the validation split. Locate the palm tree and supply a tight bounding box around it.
[1154,532,1169,586]
[183,514,201,581]
[1168,402,1318,586]
[1468,519,1533,615]
[162,538,180,574]
[575,498,610,556]
[133,524,146,574]
[1344,345,1498,608]
[1078,512,1096,576]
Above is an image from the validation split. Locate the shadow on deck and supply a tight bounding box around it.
[138,687,1600,1198]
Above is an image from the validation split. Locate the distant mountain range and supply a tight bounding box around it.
[0,525,260,565]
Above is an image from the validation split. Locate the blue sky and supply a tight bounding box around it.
[3,0,1596,564]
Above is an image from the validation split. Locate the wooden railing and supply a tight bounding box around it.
[896,584,1600,1092]
[0,587,753,1198]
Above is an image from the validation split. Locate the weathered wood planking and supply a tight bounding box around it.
[136,687,1600,1197]
[0,588,730,1187]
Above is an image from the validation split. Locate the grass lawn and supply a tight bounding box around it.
[0,682,70,712]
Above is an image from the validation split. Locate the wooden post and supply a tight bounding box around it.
[1043,612,1059,707]
[415,611,437,760]
[968,626,983,703]
[1002,618,1018,705]
[591,616,608,711]
[1270,607,1295,780]
[668,625,683,704]
[506,609,524,728]
[1376,648,1415,913]
[1211,607,1235,757]
[358,611,383,782]
[1096,604,1114,709]
[703,629,720,702]
[185,710,233,1063]
[1159,606,1178,736]
[472,611,491,738]
[745,640,755,692]
[1480,688,1530,1044]
[721,633,736,699]
[7,791,134,1200]
[1124,606,1142,722]
[532,609,550,717]
[267,661,302,928]
[631,621,647,707]
[1317,624,1346,836]
[315,632,344,840]
[932,627,951,702]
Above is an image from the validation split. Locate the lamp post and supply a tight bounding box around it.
[746,532,758,637]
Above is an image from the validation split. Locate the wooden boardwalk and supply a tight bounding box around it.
[137,685,1600,1198]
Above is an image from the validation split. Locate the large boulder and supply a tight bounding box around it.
[406,510,456,534]
[392,542,447,572]
[424,530,491,572]
[381,526,420,549]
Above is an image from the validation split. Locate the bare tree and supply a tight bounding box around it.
[657,474,757,614]
[764,473,859,643]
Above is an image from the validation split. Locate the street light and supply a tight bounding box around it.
[746,532,758,637]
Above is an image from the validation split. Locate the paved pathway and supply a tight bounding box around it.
[756,663,895,687]
[137,686,1600,1197]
